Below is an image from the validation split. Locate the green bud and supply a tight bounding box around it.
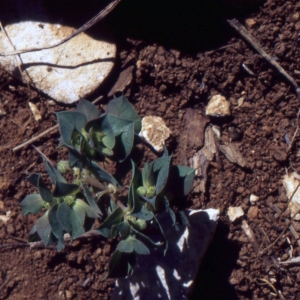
[57,160,72,175]
[134,219,147,231]
[137,186,147,196]
[43,202,51,210]
[64,195,75,206]
[146,186,156,198]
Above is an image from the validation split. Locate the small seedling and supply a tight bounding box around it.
[20,95,195,278]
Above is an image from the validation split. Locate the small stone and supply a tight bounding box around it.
[65,290,73,299]
[247,206,258,219]
[139,116,171,152]
[34,251,42,260]
[272,148,288,162]
[205,95,231,117]
[28,102,42,121]
[228,206,244,222]
[0,211,11,224]
[250,194,259,204]
[245,18,257,28]
[236,186,245,194]
[6,223,15,235]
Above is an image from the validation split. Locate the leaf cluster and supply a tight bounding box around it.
[20,96,195,278]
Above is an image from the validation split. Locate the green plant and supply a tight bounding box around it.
[20,95,195,278]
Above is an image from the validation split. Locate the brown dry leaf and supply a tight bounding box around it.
[179,108,209,165]
[108,65,134,97]
[189,126,217,193]
[218,142,247,167]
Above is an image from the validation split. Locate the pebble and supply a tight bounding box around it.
[205,95,231,117]
[228,206,244,222]
[139,116,171,152]
[247,206,258,219]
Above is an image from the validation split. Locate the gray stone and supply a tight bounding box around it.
[0,1,116,104]
[111,208,219,300]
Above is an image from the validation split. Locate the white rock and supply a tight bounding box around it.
[205,95,231,117]
[139,116,171,152]
[227,206,244,222]
[250,194,259,204]
[0,211,12,224]
[283,172,300,220]
[111,208,219,300]
[28,102,42,121]
[0,21,115,104]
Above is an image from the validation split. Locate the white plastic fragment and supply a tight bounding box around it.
[0,18,116,103]
[139,116,171,152]
[283,172,300,220]
[205,95,231,117]
[250,194,259,204]
[28,102,42,121]
[228,206,244,222]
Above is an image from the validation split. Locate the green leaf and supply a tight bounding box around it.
[27,173,40,187]
[73,198,99,220]
[153,156,172,195]
[20,194,44,215]
[118,236,150,255]
[128,161,142,211]
[36,211,53,246]
[89,161,120,187]
[105,250,136,279]
[53,181,79,198]
[55,111,87,146]
[43,159,66,184]
[82,184,102,216]
[106,95,141,134]
[37,176,53,203]
[57,202,85,239]
[76,99,99,121]
[175,165,195,196]
[130,225,163,248]
[95,207,124,239]
[142,162,152,188]
[167,165,195,197]
[105,113,136,162]
[113,221,130,239]
[48,204,65,249]
[86,114,115,150]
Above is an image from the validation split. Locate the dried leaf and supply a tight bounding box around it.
[218,142,247,167]
[108,65,134,97]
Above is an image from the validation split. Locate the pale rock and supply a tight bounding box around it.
[139,116,171,152]
[0,211,12,224]
[111,208,219,300]
[245,18,257,28]
[0,6,116,104]
[205,95,231,117]
[28,102,42,121]
[283,172,300,220]
[227,206,244,222]
[249,194,259,204]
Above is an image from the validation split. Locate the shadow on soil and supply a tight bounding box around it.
[3,0,262,54]
[190,220,241,300]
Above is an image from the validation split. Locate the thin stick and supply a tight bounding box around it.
[0,0,121,56]
[13,124,58,152]
[12,96,103,152]
[227,19,300,100]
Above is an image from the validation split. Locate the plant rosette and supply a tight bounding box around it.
[20,95,195,278]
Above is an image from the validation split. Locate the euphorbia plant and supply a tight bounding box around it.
[20,95,195,278]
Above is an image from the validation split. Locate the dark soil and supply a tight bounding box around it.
[1,0,300,299]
